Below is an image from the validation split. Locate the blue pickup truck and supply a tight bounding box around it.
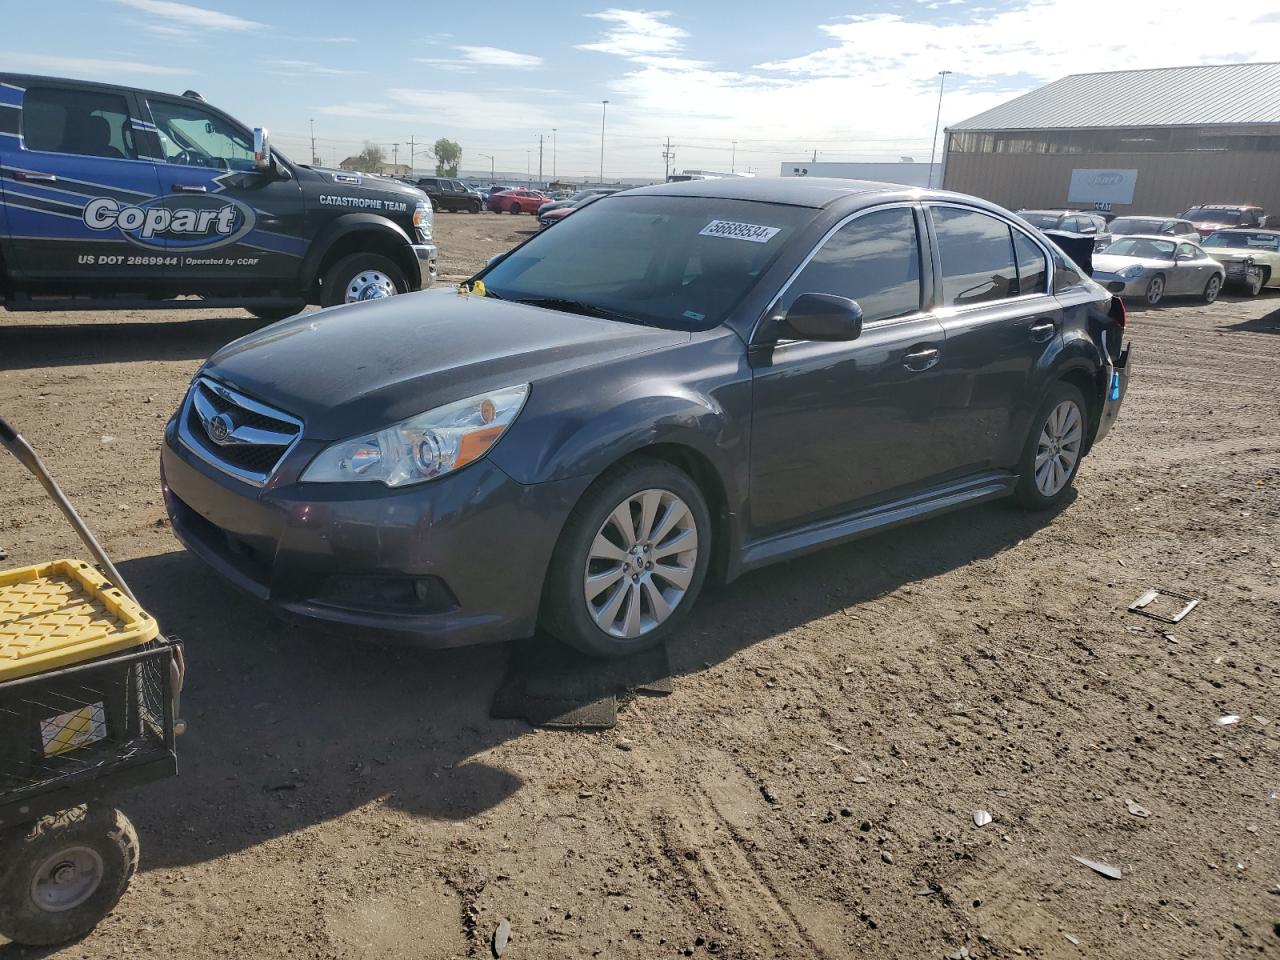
[0,74,436,319]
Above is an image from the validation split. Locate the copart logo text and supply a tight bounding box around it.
[83,195,256,251]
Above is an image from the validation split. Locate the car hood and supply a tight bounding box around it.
[1202,245,1275,261]
[202,290,690,441]
[1092,253,1171,274]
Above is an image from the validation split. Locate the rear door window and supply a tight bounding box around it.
[1012,230,1048,295]
[780,206,922,324]
[932,207,1018,307]
[21,87,137,159]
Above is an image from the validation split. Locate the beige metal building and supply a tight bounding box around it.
[942,63,1280,217]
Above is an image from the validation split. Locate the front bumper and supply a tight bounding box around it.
[1093,272,1149,297]
[161,420,590,647]
[411,243,438,288]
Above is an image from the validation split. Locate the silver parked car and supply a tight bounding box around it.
[1106,216,1199,242]
[1092,235,1224,306]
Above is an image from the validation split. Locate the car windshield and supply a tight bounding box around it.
[1019,212,1060,229]
[1202,231,1280,251]
[1183,207,1243,224]
[480,194,812,331]
[1103,237,1176,259]
[1110,218,1166,234]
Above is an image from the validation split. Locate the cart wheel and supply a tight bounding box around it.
[0,804,138,947]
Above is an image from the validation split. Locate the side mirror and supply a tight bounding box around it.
[778,293,863,342]
[253,127,271,172]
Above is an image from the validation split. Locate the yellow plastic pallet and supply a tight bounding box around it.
[0,559,158,682]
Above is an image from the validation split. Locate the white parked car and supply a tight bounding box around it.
[1200,229,1280,296]
[1091,235,1225,306]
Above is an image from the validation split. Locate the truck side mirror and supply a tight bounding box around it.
[253,127,271,172]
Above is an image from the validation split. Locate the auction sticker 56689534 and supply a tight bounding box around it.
[699,220,781,243]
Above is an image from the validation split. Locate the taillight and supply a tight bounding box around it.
[1109,295,1126,329]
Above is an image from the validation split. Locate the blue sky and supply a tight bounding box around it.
[4,0,1280,180]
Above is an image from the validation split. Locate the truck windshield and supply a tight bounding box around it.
[480,195,812,331]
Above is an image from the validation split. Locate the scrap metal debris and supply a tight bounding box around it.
[1073,855,1123,879]
[1064,933,1080,945]
[1128,587,1200,624]
[1217,715,1241,726]
[974,810,992,827]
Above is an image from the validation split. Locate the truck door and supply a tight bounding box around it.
[0,80,162,286]
[140,95,306,290]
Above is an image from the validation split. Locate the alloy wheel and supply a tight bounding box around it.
[1204,275,1221,303]
[1145,276,1164,306]
[1034,400,1083,497]
[583,488,698,639]
[344,270,396,303]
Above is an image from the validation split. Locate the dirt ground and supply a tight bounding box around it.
[1,210,1277,960]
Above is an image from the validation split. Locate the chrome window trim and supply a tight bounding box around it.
[177,376,304,488]
[750,200,925,343]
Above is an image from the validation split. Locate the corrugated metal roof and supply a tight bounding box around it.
[952,62,1280,131]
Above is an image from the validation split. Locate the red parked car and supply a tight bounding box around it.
[488,188,550,214]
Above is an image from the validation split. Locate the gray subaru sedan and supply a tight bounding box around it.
[162,178,1131,658]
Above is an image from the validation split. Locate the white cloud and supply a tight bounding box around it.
[265,59,363,77]
[0,51,187,77]
[317,88,561,132]
[578,9,688,59]
[114,0,262,31]
[417,45,544,71]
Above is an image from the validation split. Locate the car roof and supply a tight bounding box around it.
[1185,204,1260,212]
[1,72,186,102]
[621,176,978,210]
[1208,227,1280,235]
[1106,234,1184,242]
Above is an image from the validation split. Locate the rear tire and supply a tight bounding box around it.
[542,459,711,659]
[320,253,408,308]
[1201,273,1221,304]
[508,201,521,214]
[0,804,138,947]
[1013,382,1088,510]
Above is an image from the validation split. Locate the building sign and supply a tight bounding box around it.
[1068,169,1138,206]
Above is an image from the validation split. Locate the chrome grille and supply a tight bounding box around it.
[177,377,303,486]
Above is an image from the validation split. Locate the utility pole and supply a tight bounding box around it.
[537,134,543,182]
[929,70,953,188]
[390,142,400,172]
[662,136,675,181]
[479,153,494,182]
[552,128,557,180]
[599,99,609,185]
[812,148,818,163]
[526,150,531,181]
[408,135,415,176]
[731,140,737,174]
[309,118,317,165]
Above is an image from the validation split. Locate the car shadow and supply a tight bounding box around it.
[0,315,266,370]
[100,491,1067,871]
[1216,302,1280,334]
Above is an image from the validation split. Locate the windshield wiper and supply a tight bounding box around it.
[512,297,648,325]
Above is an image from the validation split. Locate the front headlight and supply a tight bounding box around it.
[300,385,528,486]
[413,200,433,241]
[1117,264,1144,280]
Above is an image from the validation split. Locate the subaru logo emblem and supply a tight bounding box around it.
[208,413,234,444]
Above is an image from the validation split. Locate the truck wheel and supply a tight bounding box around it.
[0,804,139,947]
[320,253,408,307]
[541,459,711,659]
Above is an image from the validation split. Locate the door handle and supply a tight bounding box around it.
[903,346,941,372]
[13,171,58,184]
[172,183,208,193]
[1028,320,1056,342]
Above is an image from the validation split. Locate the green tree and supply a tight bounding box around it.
[432,138,462,176]
[350,141,385,173]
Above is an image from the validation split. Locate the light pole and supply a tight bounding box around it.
[929,70,952,188]
[552,128,557,180]
[479,153,494,182]
[526,150,531,181]
[599,99,609,185]
[731,139,737,174]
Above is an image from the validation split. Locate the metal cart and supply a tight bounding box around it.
[0,416,183,947]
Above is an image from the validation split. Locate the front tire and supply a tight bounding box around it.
[1201,273,1222,304]
[542,459,711,659]
[0,805,139,947]
[508,201,521,214]
[1144,274,1165,306]
[320,253,408,308]
[1242,266,1266,296]
[1014,382,1087,510]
